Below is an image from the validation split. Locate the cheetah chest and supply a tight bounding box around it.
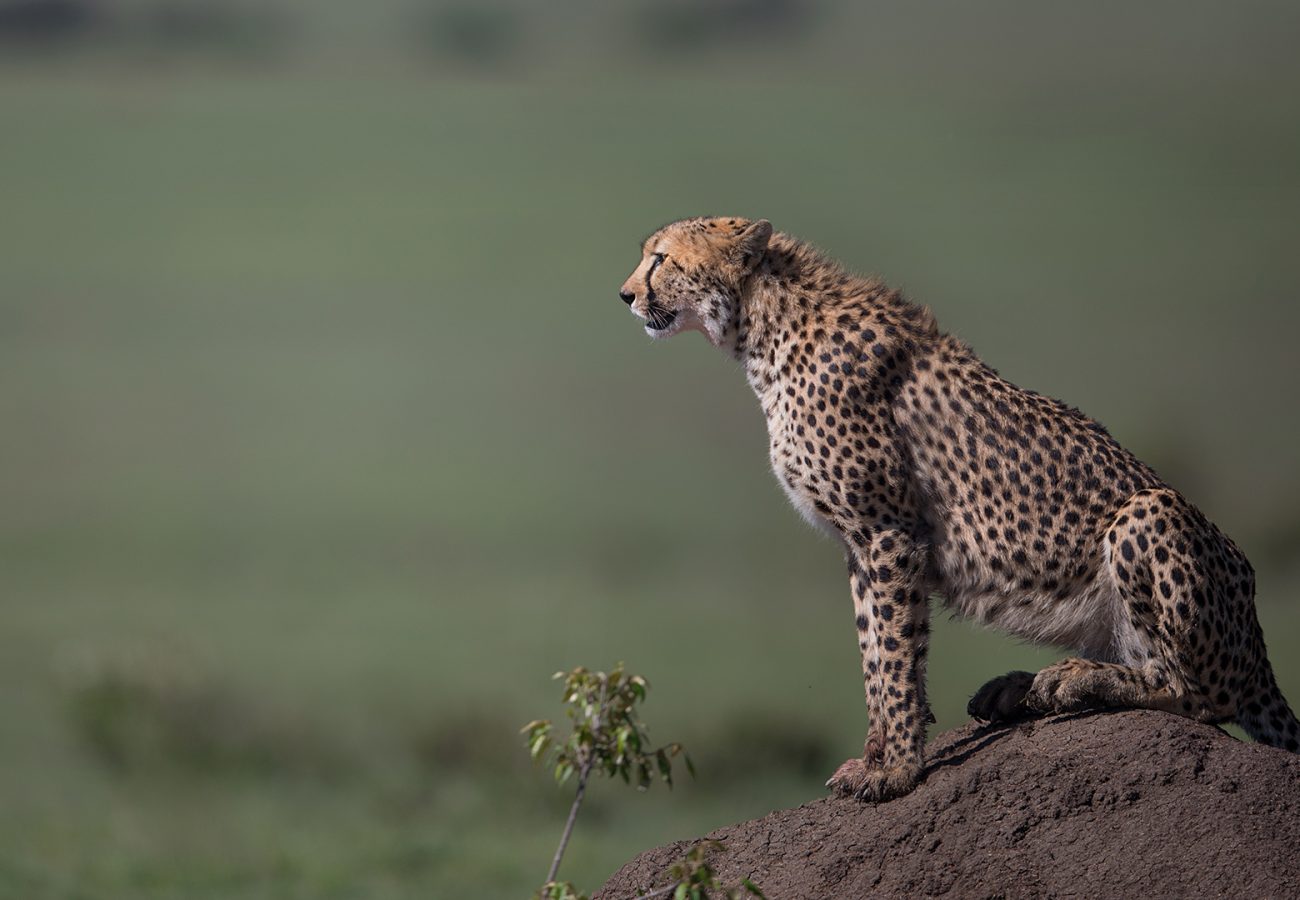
[768,421,839,537]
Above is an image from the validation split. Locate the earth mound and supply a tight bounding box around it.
[596,710,1300,898]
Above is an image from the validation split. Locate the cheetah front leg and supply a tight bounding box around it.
[827,529,932,802]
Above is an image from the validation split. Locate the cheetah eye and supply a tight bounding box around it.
[649,252,666,273]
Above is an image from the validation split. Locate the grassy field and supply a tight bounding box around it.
[2,6,1300,896]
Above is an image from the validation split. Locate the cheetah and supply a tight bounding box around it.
[618,215,1300,801]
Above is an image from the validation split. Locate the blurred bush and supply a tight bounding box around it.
[411,1,523,67]
[410,709,531,777]
[127,0,294,59]
[630,0,819,54]
[0,0,295,59]
[0,0,828,68]
[59,645,343,778]
[0,0,98,45]
[689,710,836,786]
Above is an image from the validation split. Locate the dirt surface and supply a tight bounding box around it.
[596,710,1300,899]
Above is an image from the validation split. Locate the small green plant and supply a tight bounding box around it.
[539,840,764,900]
[523,663,691,891]
[534,882,588,900]
[651,841,766,900]
[525,666,764,900]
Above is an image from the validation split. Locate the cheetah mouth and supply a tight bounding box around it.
[645,309,678,333]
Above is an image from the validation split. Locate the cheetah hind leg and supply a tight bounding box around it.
[966,663,1166,723]
[968,670,1036,723]
[1023,657,1195,717]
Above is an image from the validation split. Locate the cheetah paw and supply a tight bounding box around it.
[968,670,1035,722]
[826,758,921,802]
[1025,667,1091,714]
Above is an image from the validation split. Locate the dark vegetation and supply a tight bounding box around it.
[62,649,343,777]
[0,0,820,63]
[0,0,293,58]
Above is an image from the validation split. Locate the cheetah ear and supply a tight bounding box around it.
[732,219,772,273]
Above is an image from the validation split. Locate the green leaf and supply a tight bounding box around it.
[674,884,688,900]
[743,878,767,898]
[656,749,672,784]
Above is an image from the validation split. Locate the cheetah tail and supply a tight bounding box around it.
[1236,656,1300,753]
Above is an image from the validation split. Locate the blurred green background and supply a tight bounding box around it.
[2,1,1299,897]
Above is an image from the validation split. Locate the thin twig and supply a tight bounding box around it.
[545,680,609,884]
[545,754,592,884]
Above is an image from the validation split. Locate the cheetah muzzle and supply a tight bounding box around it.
[618,215,1300,803]
[645,308,678,333]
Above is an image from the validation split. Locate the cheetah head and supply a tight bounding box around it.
[619,216,772,346]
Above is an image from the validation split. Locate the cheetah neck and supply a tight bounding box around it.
[731,237,931,391]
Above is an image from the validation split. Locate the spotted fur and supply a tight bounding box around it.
[619,216,1300,801]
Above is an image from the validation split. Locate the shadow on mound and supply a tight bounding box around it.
[597,710,1300,898]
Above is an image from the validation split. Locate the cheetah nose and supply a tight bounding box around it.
[619,290,635,305]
